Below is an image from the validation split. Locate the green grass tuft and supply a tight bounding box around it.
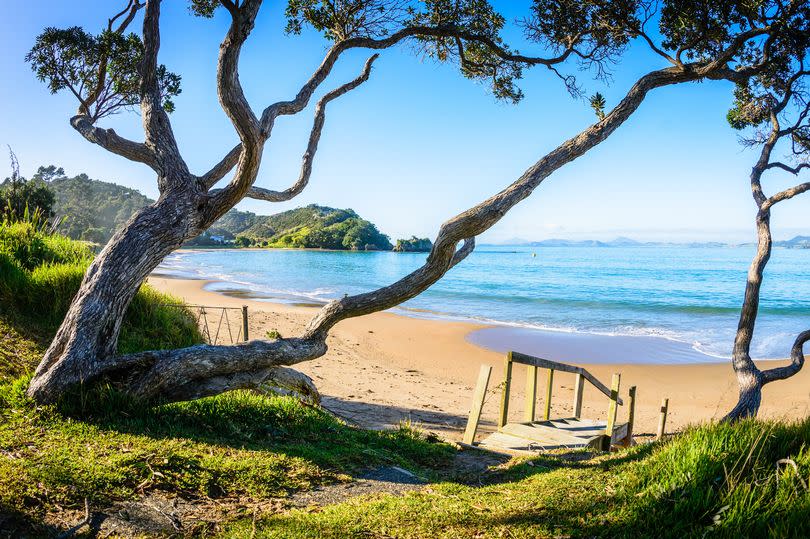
[0,380,453,527]
[0,220,204,380]
[220,420,810,538]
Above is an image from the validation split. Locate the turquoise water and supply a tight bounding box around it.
[159,245,810,359]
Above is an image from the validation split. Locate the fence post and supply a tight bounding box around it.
[463,365,492,445]
[657,397,669,440]
[242,305,249,342]
[602,373,621,450]
[572,372,584,419]
[498,352,514,429]
[524,364,538,422]
[543,369,554,421]
[624,385,637,447]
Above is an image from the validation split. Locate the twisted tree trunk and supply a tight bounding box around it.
[28,189,201,401]
[725,94,810,421]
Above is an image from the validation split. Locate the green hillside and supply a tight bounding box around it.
[14,167,405,251]
[34,166,153,244]
[235,205,393,251]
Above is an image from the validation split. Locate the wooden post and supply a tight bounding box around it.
[543,369,554,421]
[624,386,637,447]
[572,372,584,419]
[602,373,621,450]
[463,365,492,445]
[498,353,513,429]
[524,365,538,422]
[657,397,669,440]
[242,305,249,342]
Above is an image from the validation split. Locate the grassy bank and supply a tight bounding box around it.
[222,419,810,538]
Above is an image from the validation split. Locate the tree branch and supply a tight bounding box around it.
[761,330,810,384]
[70,114,158,170]
[140,0,186,181]
[243,54,379,202]
[258,25,586,135]
[200,144,241,189]
[764,161,810,175]
[762,180,810,210]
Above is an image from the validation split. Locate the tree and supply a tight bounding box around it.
[24,0,804,405]
[1,149,55,222]
[724,44,810,420]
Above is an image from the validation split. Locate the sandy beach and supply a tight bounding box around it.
[147,275,810,442]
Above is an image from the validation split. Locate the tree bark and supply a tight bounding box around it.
[27,191,200,401]
[725,95,810,421]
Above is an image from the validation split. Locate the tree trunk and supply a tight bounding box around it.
[27,191,198,403]
[726,209,772,421]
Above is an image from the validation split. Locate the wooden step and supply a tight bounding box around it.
[500,423,589,447]
[478,419,630,455]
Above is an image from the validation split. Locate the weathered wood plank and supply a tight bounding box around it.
[509,351,622,405]
[657,397,669,439]
[572,372,584,419]
[463,364,492,445]
[498,353,513,428]
[524,364,538,422]
[624,385,637,447]
[479,432,579,454]
[501,423,594,446]
[604,374,620,433]
[543,368,554,421]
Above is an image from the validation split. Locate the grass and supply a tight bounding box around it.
[0,378,453,535]
[0,219,205,372]
[219,419,810,538]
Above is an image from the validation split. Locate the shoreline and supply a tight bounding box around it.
[146,273,810,441]
[157,269,737,365]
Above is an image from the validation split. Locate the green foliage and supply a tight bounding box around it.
[590,92,607,121]
[240,205,393,251]
[0,220,91,272]
[44,168,153,245]
[26,25,181,120]
[233,235,254,247]
[1,153,55,223]
[0,221,202,374]
[394,236,433,252]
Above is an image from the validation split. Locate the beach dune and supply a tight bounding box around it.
[148,275,810,441]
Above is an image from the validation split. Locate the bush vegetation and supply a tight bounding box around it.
[0,217,202,367]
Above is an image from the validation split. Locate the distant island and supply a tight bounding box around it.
[493,236,810,249]
[22,167,430,252]
[393,236,433,252]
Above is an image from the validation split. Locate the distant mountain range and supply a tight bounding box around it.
[491,236,810,249]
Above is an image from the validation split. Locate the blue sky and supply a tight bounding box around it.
[1,1,806,243]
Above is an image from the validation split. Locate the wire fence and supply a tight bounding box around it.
[160,304,249,345]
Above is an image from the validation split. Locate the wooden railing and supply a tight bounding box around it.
[463,351,664,449]
[498,351,625,428]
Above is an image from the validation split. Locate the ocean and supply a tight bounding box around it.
[157,245,810,361]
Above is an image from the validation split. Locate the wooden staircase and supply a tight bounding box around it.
[463,352,637,455]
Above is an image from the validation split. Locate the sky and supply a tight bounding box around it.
[0,1,807,243]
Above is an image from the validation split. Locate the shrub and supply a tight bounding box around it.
[0,221,203,377]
